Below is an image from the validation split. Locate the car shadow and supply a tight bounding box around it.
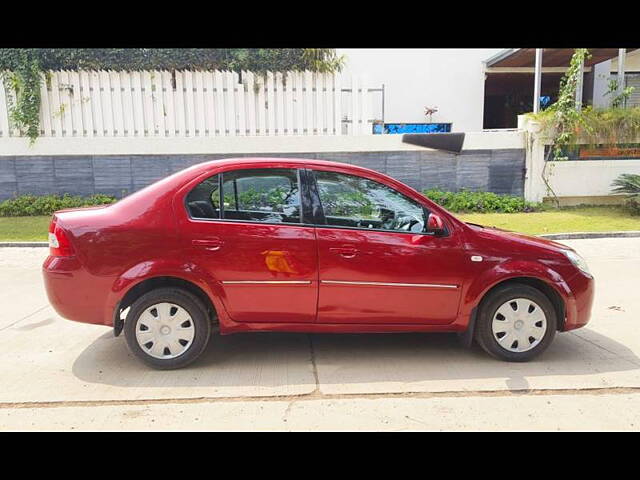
[71,326,640,392]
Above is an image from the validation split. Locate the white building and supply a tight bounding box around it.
[337,48,640,133]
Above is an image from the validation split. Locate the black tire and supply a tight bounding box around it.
[124,287,211,370]
[475,283,557,362]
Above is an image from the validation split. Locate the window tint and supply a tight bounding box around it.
[186,174,220,219]
[314,171,427,233]
[221,169,301,224]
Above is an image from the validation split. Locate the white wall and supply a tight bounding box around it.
[547,160,640,198]
[337,48,503,132]
[0,129,523,156]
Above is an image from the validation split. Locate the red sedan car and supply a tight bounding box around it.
[43,158,594,369]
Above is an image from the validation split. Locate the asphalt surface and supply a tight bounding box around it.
[1,238,639,430]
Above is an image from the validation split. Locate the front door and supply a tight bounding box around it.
[312,169,466,325]
[181,167,318,323]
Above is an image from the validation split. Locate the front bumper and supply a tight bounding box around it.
[561,271,595,331]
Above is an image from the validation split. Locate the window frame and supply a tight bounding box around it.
[184,173,222,221]
[184,167,309,227]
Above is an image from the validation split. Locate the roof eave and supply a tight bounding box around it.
[484,48,520,67]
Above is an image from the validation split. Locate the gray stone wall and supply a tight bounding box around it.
[0,148,525,200]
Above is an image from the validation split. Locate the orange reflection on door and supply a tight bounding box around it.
[261,250,298,275]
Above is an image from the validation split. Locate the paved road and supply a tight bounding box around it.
[1,238,639,430]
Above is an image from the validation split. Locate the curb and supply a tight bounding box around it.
[539,231,640,240]
[0,242,48,247]
[2,231,640,247]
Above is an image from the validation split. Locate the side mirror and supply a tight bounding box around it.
[426,214,446,236]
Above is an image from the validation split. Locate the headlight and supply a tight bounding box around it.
[564,250,591,275]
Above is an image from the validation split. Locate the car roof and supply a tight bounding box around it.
[180,156,388,183]
[190,157,363,172]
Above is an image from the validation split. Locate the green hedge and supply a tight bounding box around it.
[0,194,116,217]
[0,49,343,74]
[423,189,543,213]
[0,190,542,217]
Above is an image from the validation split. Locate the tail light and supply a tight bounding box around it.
[48,219,75,257]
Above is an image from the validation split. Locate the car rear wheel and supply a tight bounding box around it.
[124,287,211,369]
[475,283,557,362]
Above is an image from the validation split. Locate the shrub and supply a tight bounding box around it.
[611,173,640,216]
[0,194,116,217]
[623,197,640,216]
[423,189,543,213]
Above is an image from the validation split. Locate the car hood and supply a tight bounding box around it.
[466,223,572,254]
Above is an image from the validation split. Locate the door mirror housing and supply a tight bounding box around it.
[426,213,446,236]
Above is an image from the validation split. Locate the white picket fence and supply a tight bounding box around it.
[0,70,374,138]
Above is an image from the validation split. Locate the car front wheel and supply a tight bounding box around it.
[475,283,557,362]
[124,287,211,369]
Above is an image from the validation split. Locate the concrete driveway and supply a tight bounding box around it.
[1,238,639,431]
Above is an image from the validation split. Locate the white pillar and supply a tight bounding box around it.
[618,48,627,99]
[523,116,548,203]
[575,56,584,110]
[533,49,543,113]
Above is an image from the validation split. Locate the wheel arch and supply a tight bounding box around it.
[113,276,218,336]
[476,276,566,331]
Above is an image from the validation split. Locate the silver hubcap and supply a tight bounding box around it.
[135,303,195,359]
[492,298,547,353]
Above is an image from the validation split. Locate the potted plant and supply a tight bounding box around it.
[424,106,438,123]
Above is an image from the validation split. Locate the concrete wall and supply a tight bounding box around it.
[0,132,525,200]
[545,159,640,205]
[336,48,503,132]
[592,60,613,109]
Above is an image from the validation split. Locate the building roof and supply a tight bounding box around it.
[485,48,639,68]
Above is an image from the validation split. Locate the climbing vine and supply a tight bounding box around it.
[528,48,591,160]
[529,48,640,160]
[1,50,42,143]
[0,48,345,143]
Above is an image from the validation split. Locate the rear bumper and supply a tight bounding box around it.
[561,271,595,331]
[42,255,112,326]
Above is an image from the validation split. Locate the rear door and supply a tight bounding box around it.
[179,166,318,323]
[311,168,466,325]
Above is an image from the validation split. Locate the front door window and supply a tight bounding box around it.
[314,170,426,233]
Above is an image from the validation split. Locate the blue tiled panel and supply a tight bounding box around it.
[373,123,452,134]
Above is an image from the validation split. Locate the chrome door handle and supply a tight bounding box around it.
[329,247,358,258]
[192,239,223,251]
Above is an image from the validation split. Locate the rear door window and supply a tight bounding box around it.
[221,168,302,224]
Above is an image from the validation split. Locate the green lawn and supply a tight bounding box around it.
[0,207,639,241]
[458,206,640,235]
[0,216,51,241]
